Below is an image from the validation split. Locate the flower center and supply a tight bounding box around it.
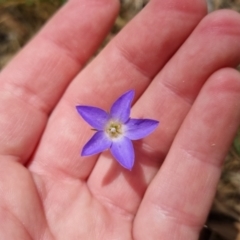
[106,121,122,138]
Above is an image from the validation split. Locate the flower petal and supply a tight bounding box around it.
[81,131,111,156]
[124,118,159,140]
[110,90,135,123]
[76,106,109,130]
[110,137,134,170]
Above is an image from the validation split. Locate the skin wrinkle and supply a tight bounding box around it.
[5,171,47,240]
[39,22,101,67]
[0,154,20,163]
[1,82,49,116]
[37,34,85,71]
[74,0,119,8]
[151,0,207,14]
[30,175,56,240]
[40,230,55,240]
[180,146,224,169]
[149,201,203,229]
[40,160,87,182]
[33,176,85,237]
[198,10,240,36]
[159,79,194,106]
[0,106,45,160]
[89,185,135,220]
[32,174,70,240]
[0,202,33,240]
[40,34,85,66]
[0,107,46,160]
[30,158,87,188]
[114,42,152,81]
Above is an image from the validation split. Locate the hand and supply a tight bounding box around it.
[0,0,240,239]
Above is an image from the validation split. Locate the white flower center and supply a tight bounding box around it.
[105,121,122,138]
[110,127,116,133]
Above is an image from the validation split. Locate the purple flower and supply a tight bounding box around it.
[76,90,159,170]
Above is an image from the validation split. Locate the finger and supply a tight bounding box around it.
[134,68,240,239]
[87,9,240,215]
[0,0,119,162]
[29,0,207,179]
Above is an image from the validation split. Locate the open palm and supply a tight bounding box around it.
[1,0,240,239]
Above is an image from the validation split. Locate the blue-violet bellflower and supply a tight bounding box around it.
[76,90,159,170]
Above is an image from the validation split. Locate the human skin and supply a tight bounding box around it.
[0,0,240,239]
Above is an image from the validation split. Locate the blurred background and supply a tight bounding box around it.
[0,0,239,239]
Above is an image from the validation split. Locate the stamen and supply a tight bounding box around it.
[110,127,116,133]
[106,121,122,138]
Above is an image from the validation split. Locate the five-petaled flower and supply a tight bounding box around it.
[76,90,159,170]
